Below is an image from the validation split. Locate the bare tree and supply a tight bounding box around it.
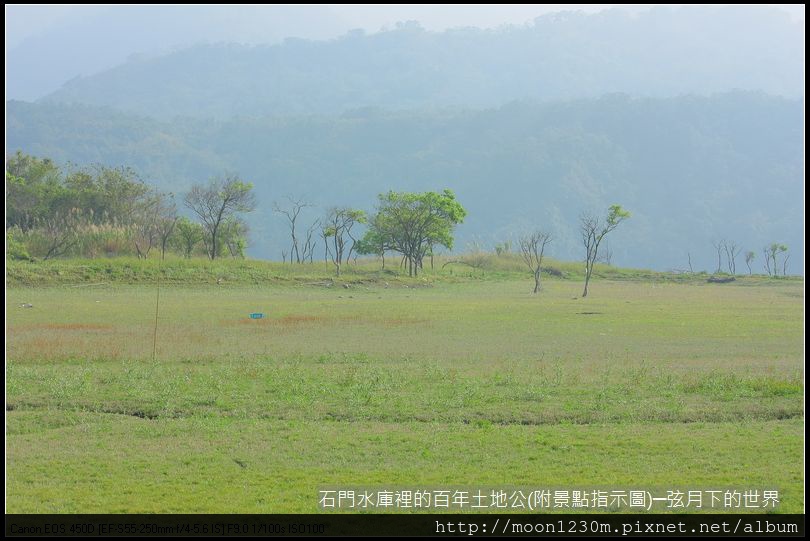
[184,175,255,260]
[724,240,741,275]
[300,219,319,263]
[465,237,489,271]
[762,247,772,276]
[323,207,366,276]
[519,231,553,293]
[132,195,160,259]
[154,194,178,260]
[580,205,630,297]
[320,225,331,267]
[597,241,613,266]
[40,209,82,260]
[273,196,312,264]
[687,252,694,273]
[711,239,726,274]
[763,243,788,277]
[130,191,177,259]
[744,251,755,275]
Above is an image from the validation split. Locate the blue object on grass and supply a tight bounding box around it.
[249,313,264,319]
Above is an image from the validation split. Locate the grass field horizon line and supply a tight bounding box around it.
[7,252,804,288]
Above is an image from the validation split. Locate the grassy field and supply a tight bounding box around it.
[5,258,805,513]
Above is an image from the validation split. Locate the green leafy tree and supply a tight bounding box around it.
[219,217,249,258]
[361,189,466,277]
[173,217,205,258]
[6,152,153,232]
[6,151,66,230]
[6,228,32,261]
[744,250,755,275]
[580,204,630,297]
[354,213,390,268]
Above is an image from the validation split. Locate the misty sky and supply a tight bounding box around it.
[6,4,806,48]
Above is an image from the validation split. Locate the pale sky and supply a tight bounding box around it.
[5,4,805,49]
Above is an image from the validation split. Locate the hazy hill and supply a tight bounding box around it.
[8,92,803,272]
[41,6,805,119]
[6,5,353,101]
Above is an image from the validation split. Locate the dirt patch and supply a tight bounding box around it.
[380,317,428,327]
[230,315,322,327]
[223,315,426,328]
[21,323,114,331]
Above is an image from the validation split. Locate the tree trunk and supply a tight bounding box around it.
[210,225,219,260]
[533,268,541,294]
[582,263,591,297]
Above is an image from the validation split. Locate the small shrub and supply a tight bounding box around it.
[6,228,33,261]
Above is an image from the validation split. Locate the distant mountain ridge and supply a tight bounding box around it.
[40,6,805,119]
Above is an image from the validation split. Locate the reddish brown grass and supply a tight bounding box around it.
[17,323,114,331]
[221,314,426,328]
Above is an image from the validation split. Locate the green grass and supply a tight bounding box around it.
[5,261,805,513]
[9,253,793,287]
[7,414,802,513]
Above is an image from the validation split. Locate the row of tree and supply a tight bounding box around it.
[273,190,467,277]
[274,194,632,297]
[6,153,792,295]
[6,153,472,275]
[5,152,252,260]
[515,205,630,297]
[707,239,790,277]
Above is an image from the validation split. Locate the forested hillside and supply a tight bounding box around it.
[40,7,804,118]
[7,92,803,271]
